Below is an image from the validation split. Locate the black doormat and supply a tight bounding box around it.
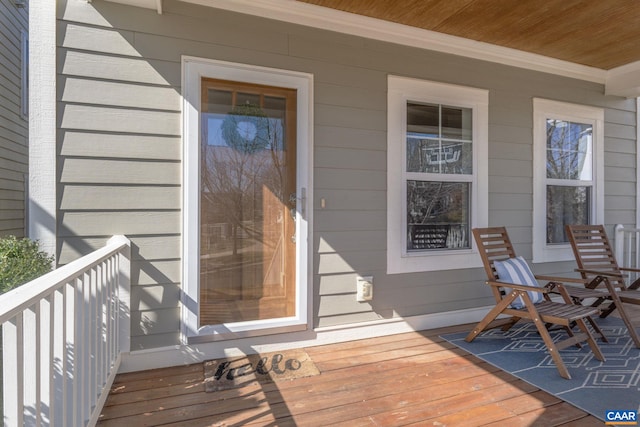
[204,349,320,392]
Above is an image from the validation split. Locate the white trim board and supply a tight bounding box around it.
[102,0,640,97]
[118,306,490,373]
[606,62,640,98]
[28,0,56,256]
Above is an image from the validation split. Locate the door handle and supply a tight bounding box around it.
[289,189,306,216]
[289,193,297,243]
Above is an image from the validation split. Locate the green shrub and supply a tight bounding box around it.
[0,236,54,294]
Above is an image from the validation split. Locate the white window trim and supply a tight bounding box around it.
[532,98,604,263]
[182,56,313,343]
[387,76,488,274]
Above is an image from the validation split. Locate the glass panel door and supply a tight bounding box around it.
[199,78,297,327]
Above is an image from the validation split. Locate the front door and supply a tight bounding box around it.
[199,78,297,327]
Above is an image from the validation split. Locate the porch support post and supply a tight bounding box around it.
[28,0,57,257]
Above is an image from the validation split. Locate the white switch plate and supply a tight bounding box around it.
[356,276,373,302]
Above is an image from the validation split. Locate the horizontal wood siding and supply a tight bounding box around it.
[59,1,182,350]
[59,0,636,348]
[0,0,27,237]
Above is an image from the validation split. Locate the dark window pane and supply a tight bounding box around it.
[406,180,470,251]
[236,92,260,107]
[407,102,439,136]
[546,185,590,244]
[441,106,472,140]
[264,95,286,114]
[206,89,232,114]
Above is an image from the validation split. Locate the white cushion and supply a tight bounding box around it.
[493,256,544,309]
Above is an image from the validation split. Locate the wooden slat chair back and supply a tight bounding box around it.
[473,227,519,306]
[565,224,640,347]
[567,224,630,290]
[468,227,605,379]
[475,227,517,278]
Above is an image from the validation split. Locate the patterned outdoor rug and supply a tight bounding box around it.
[441,317,640,421]
[204,349,320,392]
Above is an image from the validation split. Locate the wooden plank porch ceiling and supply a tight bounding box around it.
[297,0,640,70]
[97,321,610,426]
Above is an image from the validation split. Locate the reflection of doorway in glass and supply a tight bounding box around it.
[199,78,297,327]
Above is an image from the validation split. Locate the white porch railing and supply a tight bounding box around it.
[1,235,131,427]
[614,224,640,284]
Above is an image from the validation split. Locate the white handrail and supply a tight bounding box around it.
[1,235,131,427]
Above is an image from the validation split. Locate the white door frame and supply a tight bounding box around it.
[181,56,313,343]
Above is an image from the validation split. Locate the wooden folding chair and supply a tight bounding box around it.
[468,227,605,379]
[565,224,640,348]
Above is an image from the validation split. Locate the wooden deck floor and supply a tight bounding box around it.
[95,316,628,427]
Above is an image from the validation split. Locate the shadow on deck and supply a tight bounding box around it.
[97,311,634,427]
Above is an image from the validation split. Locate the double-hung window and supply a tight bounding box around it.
[387,76,488,273]
[532,98,604,263]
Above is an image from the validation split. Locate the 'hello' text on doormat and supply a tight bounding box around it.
[204,349,320,392]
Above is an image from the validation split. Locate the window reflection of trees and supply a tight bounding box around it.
[201,103,285,257]
[546,120,591,180]
[545,120,592,244]
[406,181,469,250]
